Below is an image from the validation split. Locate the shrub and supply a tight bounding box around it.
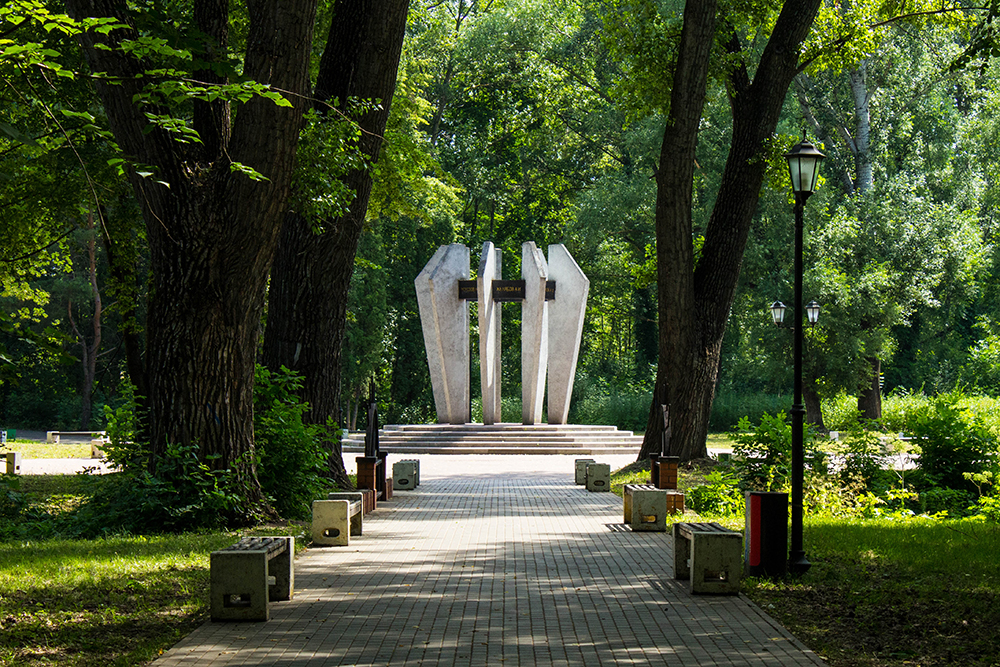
[254,365,334,520]
[570,377,649,432]
[804,470,865,518]
[0,474,26,522]
[833,421,890,490]
[709,392,788,432]
[74,365,335,535]
[965,471,1000,522]
[687,468,744,516]
[72,440,254,537]
[730,412,821,492]
[821,393,864,432]
[102,379,150,472]
[919,487,975,518]
[910,394,997,490]
[880,388,931,433]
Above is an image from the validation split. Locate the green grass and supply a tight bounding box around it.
[0,472,341,666]
[0,527,310,667]
[1,441,92,458]
[743,516,1000,666]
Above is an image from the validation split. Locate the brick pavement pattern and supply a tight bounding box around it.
[153,455,824,666]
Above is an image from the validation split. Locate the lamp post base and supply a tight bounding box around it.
[789,550,811,575]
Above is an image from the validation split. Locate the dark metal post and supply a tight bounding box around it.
[790,195,810,575]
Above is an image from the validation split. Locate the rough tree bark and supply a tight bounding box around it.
[262,0,410,487]
[640,0,823,462]
[67,0,318,514]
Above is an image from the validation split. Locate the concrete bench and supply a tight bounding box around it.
[392,459,419,490]
[585,462,610,492]
[312,497,363,546]
[673,522,742,595]
[622,484,685,531]
[46,430,106,444]
[210,536,294,621]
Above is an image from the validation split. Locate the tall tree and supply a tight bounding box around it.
[635,0,823,461]
[262,0,410,486]
[66,0,319,516]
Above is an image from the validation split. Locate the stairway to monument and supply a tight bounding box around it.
[340,423,644,455]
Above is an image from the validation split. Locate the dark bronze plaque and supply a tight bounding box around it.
[546,280,556,301]
[492,280,526,302]
[458,280,478,301]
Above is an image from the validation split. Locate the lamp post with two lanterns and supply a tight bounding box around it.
[771,134,825,575]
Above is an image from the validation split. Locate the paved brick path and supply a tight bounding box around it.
[153,455,824,666]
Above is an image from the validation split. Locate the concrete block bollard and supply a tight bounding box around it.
[585,462,610,492]
[393,460,418,490]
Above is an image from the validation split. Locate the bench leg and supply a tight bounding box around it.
[623,492,632,524]
[269,537,294,601]
[630,490,667,532]
[312,500,351,546]
[690,532,742,595]
[672,524,691,580]
[211,551,270,621]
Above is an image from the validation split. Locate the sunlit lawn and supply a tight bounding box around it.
[2,441,91,459]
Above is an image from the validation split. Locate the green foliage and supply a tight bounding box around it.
[253,365,334,520]
[709,392,789,432]
[569,374,650,432]
[730,412,822,492]
[72,366,334,533]
[0,474,26,521]
[72,440,253,537]
[833,421,890,490]
[910,393,997,490]
[101,379,148,471]
[686,468,744,516]
[854,486,920,520]
[292,108,366,224]
[964,471,1000,522]
[918,486,975,518]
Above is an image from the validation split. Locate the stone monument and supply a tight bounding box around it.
[415,242,589,425]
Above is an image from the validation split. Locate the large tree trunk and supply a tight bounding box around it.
[804,384,825,431]
[263,0,409,487]
[68,0,318,517]
[640,0,717,460]
[858,356,882,421]
[640,0,823,462]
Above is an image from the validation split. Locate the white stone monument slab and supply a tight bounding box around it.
[521,242,548,425]
[477,242,502,425]
[415,244,470,424]
[546,244,589,424]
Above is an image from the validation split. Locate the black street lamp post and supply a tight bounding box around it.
[782,134,825,575]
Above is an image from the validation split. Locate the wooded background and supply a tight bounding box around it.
[3,0,999,476]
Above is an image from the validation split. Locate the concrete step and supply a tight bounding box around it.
[341,423,644,456]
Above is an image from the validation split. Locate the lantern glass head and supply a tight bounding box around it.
[785,135,826,195]
[770,301,787,326]
[806,301,821,325]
